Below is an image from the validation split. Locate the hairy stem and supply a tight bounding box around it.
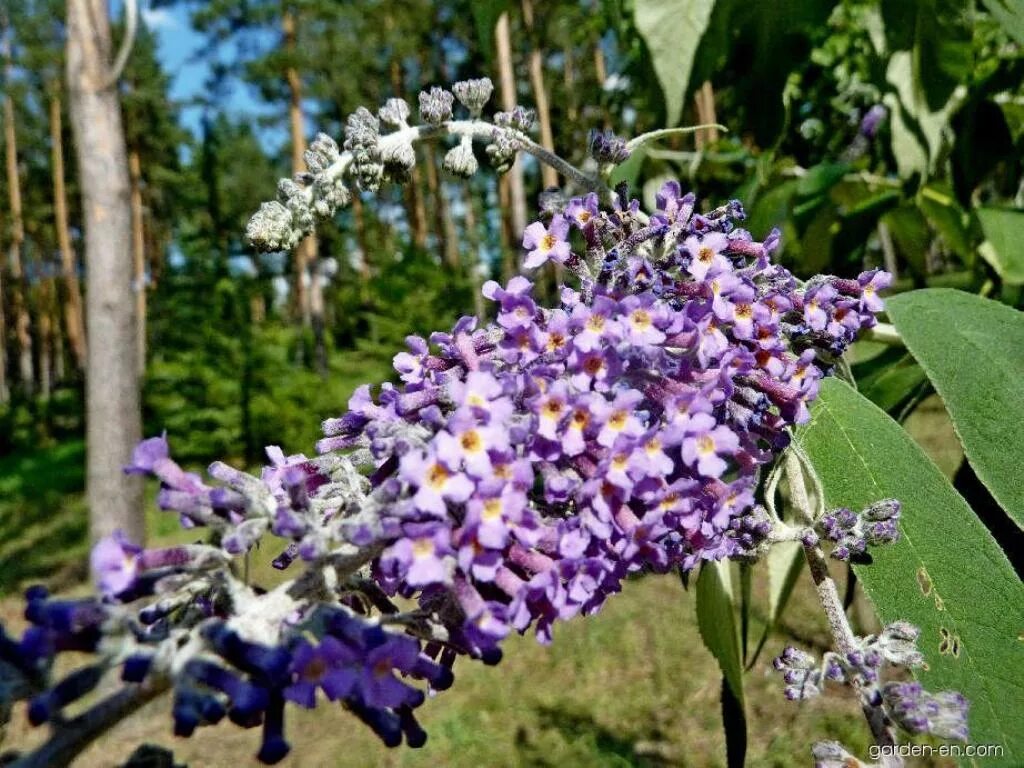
[12,679,170,768]
[863,322,904,347]
[783,450,901,756]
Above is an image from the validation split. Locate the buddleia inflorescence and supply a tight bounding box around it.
[0,77,963,767]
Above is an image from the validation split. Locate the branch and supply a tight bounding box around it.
[100,0,137,89]
[783,450,901,757]
[12,679,170,768]
[624,124,729,153]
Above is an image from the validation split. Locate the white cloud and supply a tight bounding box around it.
[141,7,178,31]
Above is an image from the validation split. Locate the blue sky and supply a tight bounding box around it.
[139,3,281,146]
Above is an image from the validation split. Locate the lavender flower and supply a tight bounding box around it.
[522,215,571,268]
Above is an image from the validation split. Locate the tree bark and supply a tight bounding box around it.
[282,7,314,327]
[521,0,558,190]
[49,84,88,372]
[424,144,459,268]
[283,6,327,376]
[128,148,146,376]
[385,18,427,250]
[495,11,527,275]
[3,25,35,395]
[693,81,720,150]
[67,0,144,546]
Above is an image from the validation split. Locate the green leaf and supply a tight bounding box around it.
[696,560,746,768]
[798,379,1024,763]
[880,0,972,180]
[980,0,1024,45]
[696,560,745,705]
[977,208,1024,285]
[887,289,1024,528]
[917,184,973,261]
[634,0,716,127]
[854,347,930,415]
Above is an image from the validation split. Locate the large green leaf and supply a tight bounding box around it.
[634,0,716,127]
[696,560,746,767]
[878,0,972,180]
[981,0,1024,45]
[977,208,1024,285]
[887,289,1024,528]
[798,379,1024,763]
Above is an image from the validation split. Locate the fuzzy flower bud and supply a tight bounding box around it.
[246,201,299,252]
[304,133,340,174]
[588,129,630,165]
[494,106,535,132]
[811,742,870,768]
[453,78,494,116]
[380,140,417,174]
[874,621,924,668]
[882,681,969,741]
[344,107,380,152]
[378,98,411,128]
[311,175,351,218]
[443,137,478,178]
[774,646,823,700]
[418,87,454,125]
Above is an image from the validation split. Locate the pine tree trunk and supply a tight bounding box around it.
[563,43,578,124]
[282,7,314,327]
[283,6,327,376]
[128,149,146,377]
[592,34,610,130]
[3,28,35,395]
[460,185,487,321]
[37,275,53,400]
[52,295,66,383]
[521,0,557,190]
[0,254,8,403]
[386,19,427,250]
[67,0,144,546]
[49,84,88,372]
[424,145,459,268]
[693,81,719,150]
[495,11,527,275]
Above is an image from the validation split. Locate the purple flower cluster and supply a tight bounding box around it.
[818,499,901,561]
[2,184,891,764]
[775,620,968,743]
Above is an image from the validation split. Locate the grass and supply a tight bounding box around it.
[0,391,965,767]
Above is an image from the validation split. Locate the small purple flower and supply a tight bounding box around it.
[680,413,739,478]
[399,450,475,517]
[285,637,357,707]
[857,269,891,313]
[90,531,142,597]
[522,215,571,269]
[684,232,730,281]
[859,104,887,138]
[565,193,599,229]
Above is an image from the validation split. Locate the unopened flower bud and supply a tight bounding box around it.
[453,78,494,116]
[862,499,900,522]
[344,107,380,152]
[378,98,411,128]
[304,133,340,173]
[246,201,298,252]
[418,87,454,125]
[588,128,630,165]
[380,140,416,173]
[443,137,478,178]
